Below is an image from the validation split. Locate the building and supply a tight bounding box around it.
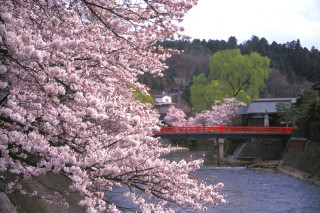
[154,94,172,103]
[238,98,296,127]
[153,93,174,120]
[311,82,320,101]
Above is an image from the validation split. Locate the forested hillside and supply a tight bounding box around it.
[147,36,318,99]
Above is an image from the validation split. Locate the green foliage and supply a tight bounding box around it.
[164,67,178,84]
[190,75,237,112]
[236,90,251,105]
[151,78,159,90]
[276,102,296,124]
[160,36,320,85]
[181,81,192,105]
[133,91,155,106]
[190,74,210,112]
[309,120,320,142]
[276,90,320,142]
[190,49,269,111]
[294,90,318,118]
[208,49,270,99]
[128,86,155,106]
[276,90,318,124]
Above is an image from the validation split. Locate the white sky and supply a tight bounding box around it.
[181,0,320,50]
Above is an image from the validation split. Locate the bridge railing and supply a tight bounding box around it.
[153,126,296,134]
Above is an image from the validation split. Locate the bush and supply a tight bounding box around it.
[309,120,320,142]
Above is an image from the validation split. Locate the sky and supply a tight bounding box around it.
[181,0,320,50]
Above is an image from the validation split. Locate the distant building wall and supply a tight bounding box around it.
[154,95,172,103]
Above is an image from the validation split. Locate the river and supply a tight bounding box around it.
[107,150,320,212]
[193,167,320,213]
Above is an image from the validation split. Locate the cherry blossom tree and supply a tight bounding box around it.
[0,0,226,212]
[164,99,244,127]
[163,106,187,126]
[192,98,245,126]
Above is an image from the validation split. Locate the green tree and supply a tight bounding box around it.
[190,74,232,112]
[190,74,210,112]
[227,36,238,49]
[276,90,320,142]
[208,49,270,100]
[127,86,155,106]
[276,90,318,124]
[132,89,155,106]
[151,78,159,90]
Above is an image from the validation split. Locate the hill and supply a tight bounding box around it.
[144,36,317,100]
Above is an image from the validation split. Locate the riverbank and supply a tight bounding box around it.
[227,140,320,186]
[277,141,320,186]
[277,164,320,186]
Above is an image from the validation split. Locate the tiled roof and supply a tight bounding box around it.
[246,98,296,114]
[312,83,320,90]
[153,94,171,98]
[237,106,248,114]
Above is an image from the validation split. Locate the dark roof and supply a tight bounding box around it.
[311,83,320,90]
[155,103,175,106]
[237,106,248,114]
[153,94,171,98]
[247,98,296,114]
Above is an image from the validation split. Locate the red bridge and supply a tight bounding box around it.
[152,126,296,139]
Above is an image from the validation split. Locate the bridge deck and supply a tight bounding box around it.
[152,126,295,139]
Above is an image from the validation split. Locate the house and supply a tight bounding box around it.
[311,82,320,101]
[238,98,296,127]
[153,93,174,120]
[154,94,172,103]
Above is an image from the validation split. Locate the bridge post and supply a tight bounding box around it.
[217,138,224,166]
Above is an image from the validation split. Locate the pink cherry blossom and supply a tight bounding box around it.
[0,0,226,212]
[164,98,244,127]
[192,98,245,126]
[164,106,188,126]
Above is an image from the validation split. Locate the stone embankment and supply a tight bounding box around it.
[277,141,320,186]
[170,146,189,152]
[229,139,320,186]
[247,160,280,169]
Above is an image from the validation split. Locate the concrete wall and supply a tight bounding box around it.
[281,141,320,179]
[235,139,285,160]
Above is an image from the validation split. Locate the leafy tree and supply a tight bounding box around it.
[276,90,318,125]
[227,36,238,49]
[151,77,159,90]
[275,102,296,125]
[309,120,320,142]
[181,80,192,105]
[164,66,178,85]
[189,49,269,111]
[143,76,149,86]
[262,68,313,98]
[294,90,318,119]
[131,88,155,106]
[190,73,236,113]
[276,90,320,142]
[160,36,320,87]
[0,1,226,212]
[189,74,210,112]
[190,74,229,112]
[208,49,270,100]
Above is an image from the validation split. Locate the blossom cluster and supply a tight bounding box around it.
[164,98,245,127]
[0,0,226,212]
